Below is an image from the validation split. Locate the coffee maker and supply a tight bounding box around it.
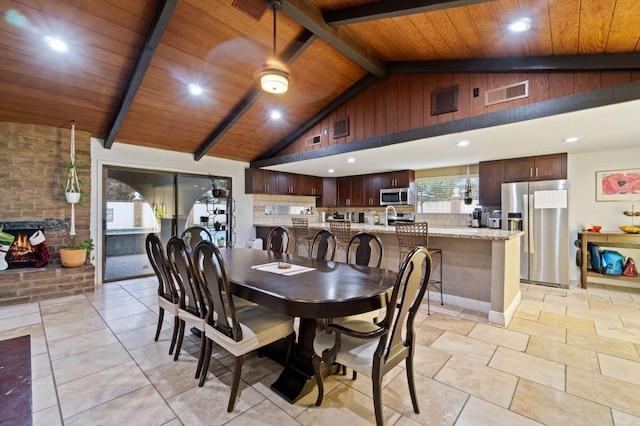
[472,208,482,228]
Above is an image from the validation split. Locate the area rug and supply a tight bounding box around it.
[0,335,32,426]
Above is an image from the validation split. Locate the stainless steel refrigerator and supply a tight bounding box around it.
[501,180,569,287]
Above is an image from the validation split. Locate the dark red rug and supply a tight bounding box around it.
[0,335,32,426]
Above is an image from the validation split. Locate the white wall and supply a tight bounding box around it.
[567,146,640,283]
[90,139,251,284]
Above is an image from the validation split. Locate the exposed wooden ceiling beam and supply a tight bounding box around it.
[251,79,640,168]
[255,73,378,161]
[194,30,316,161]
[324,0,494,26]
[389,53,640,73]
[281,0,388,78]
[103,0,178,149]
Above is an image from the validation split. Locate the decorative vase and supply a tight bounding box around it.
[59,248,86,267]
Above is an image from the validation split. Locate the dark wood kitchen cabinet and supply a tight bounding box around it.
[478,160,505,208]
[380,170,414,188]
[277,172,298,194]
[297,175,322,196]
[337,176,364,207]
[319,177,337,207]
[362,173,381,206]
[245,168,278,194]
[504,153,567,182]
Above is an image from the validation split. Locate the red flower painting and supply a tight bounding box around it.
[597,170,640,201]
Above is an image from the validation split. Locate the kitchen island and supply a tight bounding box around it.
[255,222,523,326]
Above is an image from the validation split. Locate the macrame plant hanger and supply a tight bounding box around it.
[66,120,79,235]
[464,165,473,205]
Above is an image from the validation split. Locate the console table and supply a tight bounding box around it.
[578,231,640,288]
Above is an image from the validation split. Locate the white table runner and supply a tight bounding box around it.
[251,262,315,276]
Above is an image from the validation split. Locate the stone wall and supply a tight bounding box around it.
[0,122,94,305]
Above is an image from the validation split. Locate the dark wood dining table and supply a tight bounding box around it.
[218,247,397,403]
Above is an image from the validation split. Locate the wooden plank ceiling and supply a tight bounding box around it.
[0,0,638,162]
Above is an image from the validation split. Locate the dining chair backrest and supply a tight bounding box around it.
[166,236,206,319]
[383,246,432,354]
[266,226,290,253]
[146,233,178,303]
[192,240,241,340]
[347,232,384,268]
[310,229,337,261]
[181,226,212,251]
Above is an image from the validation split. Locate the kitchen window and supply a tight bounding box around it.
[416,175,479,213]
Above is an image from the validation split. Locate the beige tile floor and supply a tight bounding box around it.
[2,278,640,425]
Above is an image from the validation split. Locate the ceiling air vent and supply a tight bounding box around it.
[305,135,322,147]
[485,80,529,106]
[232,0,268,21]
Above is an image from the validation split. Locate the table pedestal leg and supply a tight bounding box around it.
[270,318,327,403]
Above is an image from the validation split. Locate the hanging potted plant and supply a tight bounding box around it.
[59,235,94,267]
[64,121,84,205]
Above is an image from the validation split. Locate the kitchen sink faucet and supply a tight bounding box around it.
[385,205,397,226]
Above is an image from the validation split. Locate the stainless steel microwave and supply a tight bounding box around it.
[380,187,414,205]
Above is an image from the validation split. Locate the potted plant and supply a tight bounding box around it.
[64,156,84,205]
[59,235,94,267]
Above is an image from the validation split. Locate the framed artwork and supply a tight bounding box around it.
[596,169,640,201]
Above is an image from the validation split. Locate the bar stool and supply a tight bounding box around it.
[395,222,442,314]
[291,217,314,256]
[329,219,352,259]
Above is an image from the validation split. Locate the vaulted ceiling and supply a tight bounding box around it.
[1,0,639,164]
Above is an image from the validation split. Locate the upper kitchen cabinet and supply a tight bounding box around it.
[337,175,364,207]
[245,168,278,194]
[297,175,322,196]
[479,160,505,208]
[380,170,415,188]
[362,174,381,207]
[319,177,337,207]
[504,153,567,182]
[277,172,298,195]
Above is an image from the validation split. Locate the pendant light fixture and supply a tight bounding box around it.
[257,0,289,94]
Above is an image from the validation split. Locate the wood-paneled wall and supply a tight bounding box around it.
[279,71,640,156]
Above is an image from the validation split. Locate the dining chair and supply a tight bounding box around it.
[165,236,207,376]
[328,219,352,259]
[145,233,180,354]
[266,226,290,253]
[192,240,296,412]
[312,246,432,426]
[181,225,212,251]
[347,232,384,268]
[309,229,337,261]
[291,217,314,256]
[395,222,442,315]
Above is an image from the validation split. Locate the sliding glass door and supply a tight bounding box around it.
[102,167,232,283]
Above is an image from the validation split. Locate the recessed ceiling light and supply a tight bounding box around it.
[456,140,470,147]
[564,136,579,143]
[347,157,355,163]
[328,169,335,173]
[44,36,68,52]
[507,18,531,33]
[270,110,282,120]
[188,84,203,95]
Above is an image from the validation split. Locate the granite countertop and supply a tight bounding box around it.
[255,222,523,241]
